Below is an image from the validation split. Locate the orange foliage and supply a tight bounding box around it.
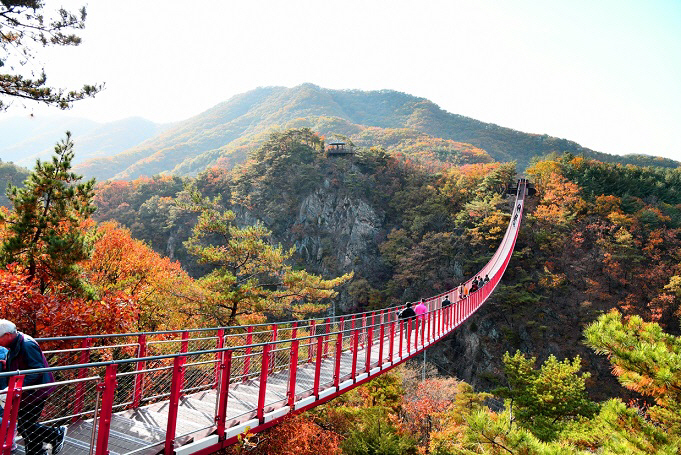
[0,264,138,338]
[227,414,342,455]
[400,377,462,447]
[533,173,586,225]
[592,194,622,217]
[82,222,197,331]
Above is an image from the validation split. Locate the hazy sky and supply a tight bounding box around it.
[9,0,681,161]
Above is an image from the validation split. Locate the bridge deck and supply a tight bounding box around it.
[14,329,428,454]
[1,181,527,455]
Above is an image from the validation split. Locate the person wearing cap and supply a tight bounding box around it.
[0,320,67,455]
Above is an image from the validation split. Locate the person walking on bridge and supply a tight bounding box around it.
[398,302,417,343]
[414,299,428,345]
[0,320,67,455]
[441,295,451,327]
[441,296,451,308]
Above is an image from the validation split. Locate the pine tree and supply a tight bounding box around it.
[0,132,96,294]
[496,351,598,441]
[0,1,102,110]
[585,310,681,434]
[179,187,351,325]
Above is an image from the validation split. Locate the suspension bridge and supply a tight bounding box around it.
[0,180,528,455]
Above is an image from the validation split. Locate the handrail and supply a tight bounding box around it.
[34,183,525,346]
[0,179,528,455]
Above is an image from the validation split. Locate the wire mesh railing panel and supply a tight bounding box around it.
[229,350,248,383]
[338,338,354,380]
[183,356,218,395]
[263,370,289,410]
[138,358,174,403]
[269,342,291,375]
[185,335,220,354]
[6,377,101,455]
[43,349,87,371]
[112,365,137,410]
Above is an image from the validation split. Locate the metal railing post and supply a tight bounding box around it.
[431,309,436,341]
[313,336,324,397]
[180,330,190,353]
[287,339,300,407]
[378,310,385,368]
[95,364,118,455]
[399,320,404,358]
[351,328,359,380]
[165,355,186,455]
[215,350,232,439]
[334,318,343,388]
[73,337,92,421]
[440,306,444,334]
[389,316,395,363]
[408,319,413,353]
[0,375,23,455]
[455,302,458,327]
[365,325,373,373]
[287,322,299,407]
[257,344,271,423]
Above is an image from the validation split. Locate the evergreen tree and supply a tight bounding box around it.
[496,351,598,441]
[585,310,681,434]
[0,1,101,110]
[0,132,96,294]
[179,187,351,324]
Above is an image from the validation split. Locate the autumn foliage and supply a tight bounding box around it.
[0,264,138,338]
[83,221,198,331]
[225,414,342,455]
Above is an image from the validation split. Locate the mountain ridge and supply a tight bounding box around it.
[2,84,677,181]
[0,115,171,167]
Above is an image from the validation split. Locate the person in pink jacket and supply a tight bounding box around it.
[414,299,428,343]
[414,299,428,318]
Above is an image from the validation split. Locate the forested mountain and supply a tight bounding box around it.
[0,115,168,166]
[4,127,681,453]
[72,84,679,181]
[0,160,29,208]
[90,129,681,406]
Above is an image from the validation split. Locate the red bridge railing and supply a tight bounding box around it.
[0,180,527,455]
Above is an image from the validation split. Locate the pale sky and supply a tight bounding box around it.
[9,0,681,161]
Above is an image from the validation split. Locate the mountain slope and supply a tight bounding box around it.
[0,116,168,167]
[73,84,679,181]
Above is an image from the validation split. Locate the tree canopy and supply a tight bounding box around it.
[179,186,352,325]
[0,0,102,110]
[0,132,96,294]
